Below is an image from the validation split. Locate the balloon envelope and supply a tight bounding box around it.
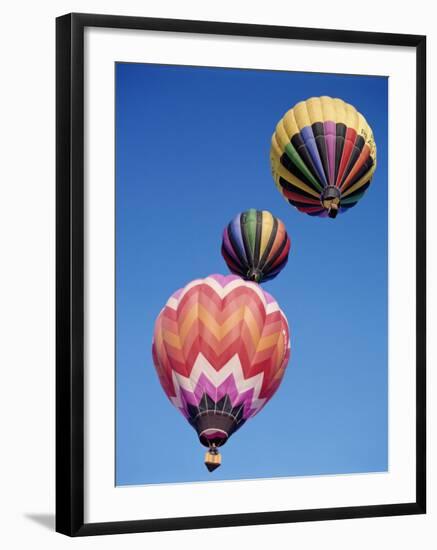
[152,274,290,455]
[221,209,291,283]
[271,96,377,218]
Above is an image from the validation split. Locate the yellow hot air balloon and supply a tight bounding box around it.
[271,96,377,218]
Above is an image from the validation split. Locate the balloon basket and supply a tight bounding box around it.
[321,186,341,219]
[204,448,221,472]
[247,268,262,283]
[328,204,339,218]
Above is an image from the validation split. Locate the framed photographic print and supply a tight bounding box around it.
[56,13,426,536]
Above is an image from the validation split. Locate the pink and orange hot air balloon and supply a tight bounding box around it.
[152,274,291,471]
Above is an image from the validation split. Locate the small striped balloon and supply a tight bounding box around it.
[221,209,291,283]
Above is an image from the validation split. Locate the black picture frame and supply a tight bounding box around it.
[56,12,426,537]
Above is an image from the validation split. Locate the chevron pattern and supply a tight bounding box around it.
[152,274,290,445]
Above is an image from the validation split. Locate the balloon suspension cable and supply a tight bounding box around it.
[321,186,341,219]
[204,443,222,472]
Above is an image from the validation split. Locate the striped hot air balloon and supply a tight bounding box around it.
[152,274,290,471]
[271,96,377,218]
[221,209,291,284]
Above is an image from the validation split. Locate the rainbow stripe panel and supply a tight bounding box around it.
[271,96,377,217]
[152,274,291,448]
[221,209,291,283]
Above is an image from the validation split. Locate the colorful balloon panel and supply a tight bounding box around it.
[152,274,290,450]
[221,209,291,283]
[271,96,377,218]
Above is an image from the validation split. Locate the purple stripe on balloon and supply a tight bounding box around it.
[229,214,247,264]
[222,228,240,264]
[176,372,261,421]
[300,126,328,187]
[193,373,215,402]
[324,120,336,185]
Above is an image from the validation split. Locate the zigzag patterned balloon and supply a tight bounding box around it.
[152,274,290,470]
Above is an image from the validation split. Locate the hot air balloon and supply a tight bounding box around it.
[271,96,377,218]
[152,274,290,471]
[221,209,291,284]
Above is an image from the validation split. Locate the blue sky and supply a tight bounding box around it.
[115,63,388,485]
